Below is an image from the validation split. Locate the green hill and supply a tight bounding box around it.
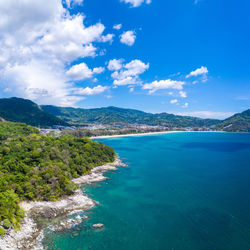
[0,120,115,235]
[41,105,220,128]
[0,97,68,127]
[215,109,250,132]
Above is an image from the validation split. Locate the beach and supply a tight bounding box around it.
[90,130,184,139]
[0,156,126,250]
[90,130,220,139]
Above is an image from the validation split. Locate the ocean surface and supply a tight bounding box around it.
[43,132,250,250]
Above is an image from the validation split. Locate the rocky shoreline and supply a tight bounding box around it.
[0,156,127,250]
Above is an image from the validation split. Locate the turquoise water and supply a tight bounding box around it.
[44,132,250,250]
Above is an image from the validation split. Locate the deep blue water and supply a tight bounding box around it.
[44,132,250,250]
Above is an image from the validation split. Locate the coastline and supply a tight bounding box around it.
[0,156,126,250]
[90,130,223,139]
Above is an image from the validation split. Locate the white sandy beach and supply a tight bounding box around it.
[90,130,220,139]
[90,131,184,139]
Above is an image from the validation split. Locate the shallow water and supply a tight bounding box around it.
[43,132,250,250]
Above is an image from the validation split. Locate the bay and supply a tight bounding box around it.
[44,132,250,250]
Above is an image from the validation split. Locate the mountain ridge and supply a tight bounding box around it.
[0,97,68,127]
[41,104,220,128]
[215,109,250,132]
[0,97,249,131]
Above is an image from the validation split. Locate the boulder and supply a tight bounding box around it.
[92,223,104,228]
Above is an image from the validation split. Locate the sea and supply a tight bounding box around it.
[43,132,250,250]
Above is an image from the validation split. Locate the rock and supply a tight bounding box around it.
[76,219,82,224]
[73,231,79,237]
[92,223,104,228]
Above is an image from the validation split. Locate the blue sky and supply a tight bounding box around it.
[0,0,249,119]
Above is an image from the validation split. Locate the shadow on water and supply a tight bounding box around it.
[183,207,233,249]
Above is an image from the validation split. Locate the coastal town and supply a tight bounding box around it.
[40,123,216,138]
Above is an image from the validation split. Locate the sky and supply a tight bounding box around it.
[0,0,249,119]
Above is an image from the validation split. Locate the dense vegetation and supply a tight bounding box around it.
[0,97,68,127]
[215,109,250,132]
[42,105,220,128]
[63,127,166,138]
[0,121,115,235]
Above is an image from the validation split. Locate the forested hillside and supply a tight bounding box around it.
[0,121,115,236]
[42,105,220,128]
[0,97,67,127]
[215,109,250,132]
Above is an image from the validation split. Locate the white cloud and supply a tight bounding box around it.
[176,111,235,119]
[107,59,124,71]
[74,85,108,95]
[179,91,187,98]
[113,24,122,30]
[124,59,149,76]
[170,99,178,104]
[111,59,149,86]
[65,0,84,8]
[105,95,113,99]
[113,76,138,86]
[0,0,112,106]
[98,49,106,56]
[120,31,136,46]
[66,63,91,80]
[186,66,208,78]
[121,0,151,7]
[66,63,104,81]
[100,33,114,43]
[4,88,12,93]
[3,59,83,106]
[129,87,134,92]
[93,67,105,74]
[182,102,189,108]
[142,79,185,94]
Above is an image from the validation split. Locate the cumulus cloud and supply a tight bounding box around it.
[74,85,108,95]
[93,67,105,74]
[3,59,83,106]
[170,99,178,104]
[186,66,208,78]
[120,31,136,46]
[113,76,138,86]
[113,24,122,30]
[182,102,189,108]
[66,63,104,81]
[0,0,112,106]
[111,59,149,86]
[100,33,114,43]
[65,0,84,8]
[179,91,187,98]
[124,59,149,75]
[121,0,151,8]
[142,79,185,94]
[107,59,124,71]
